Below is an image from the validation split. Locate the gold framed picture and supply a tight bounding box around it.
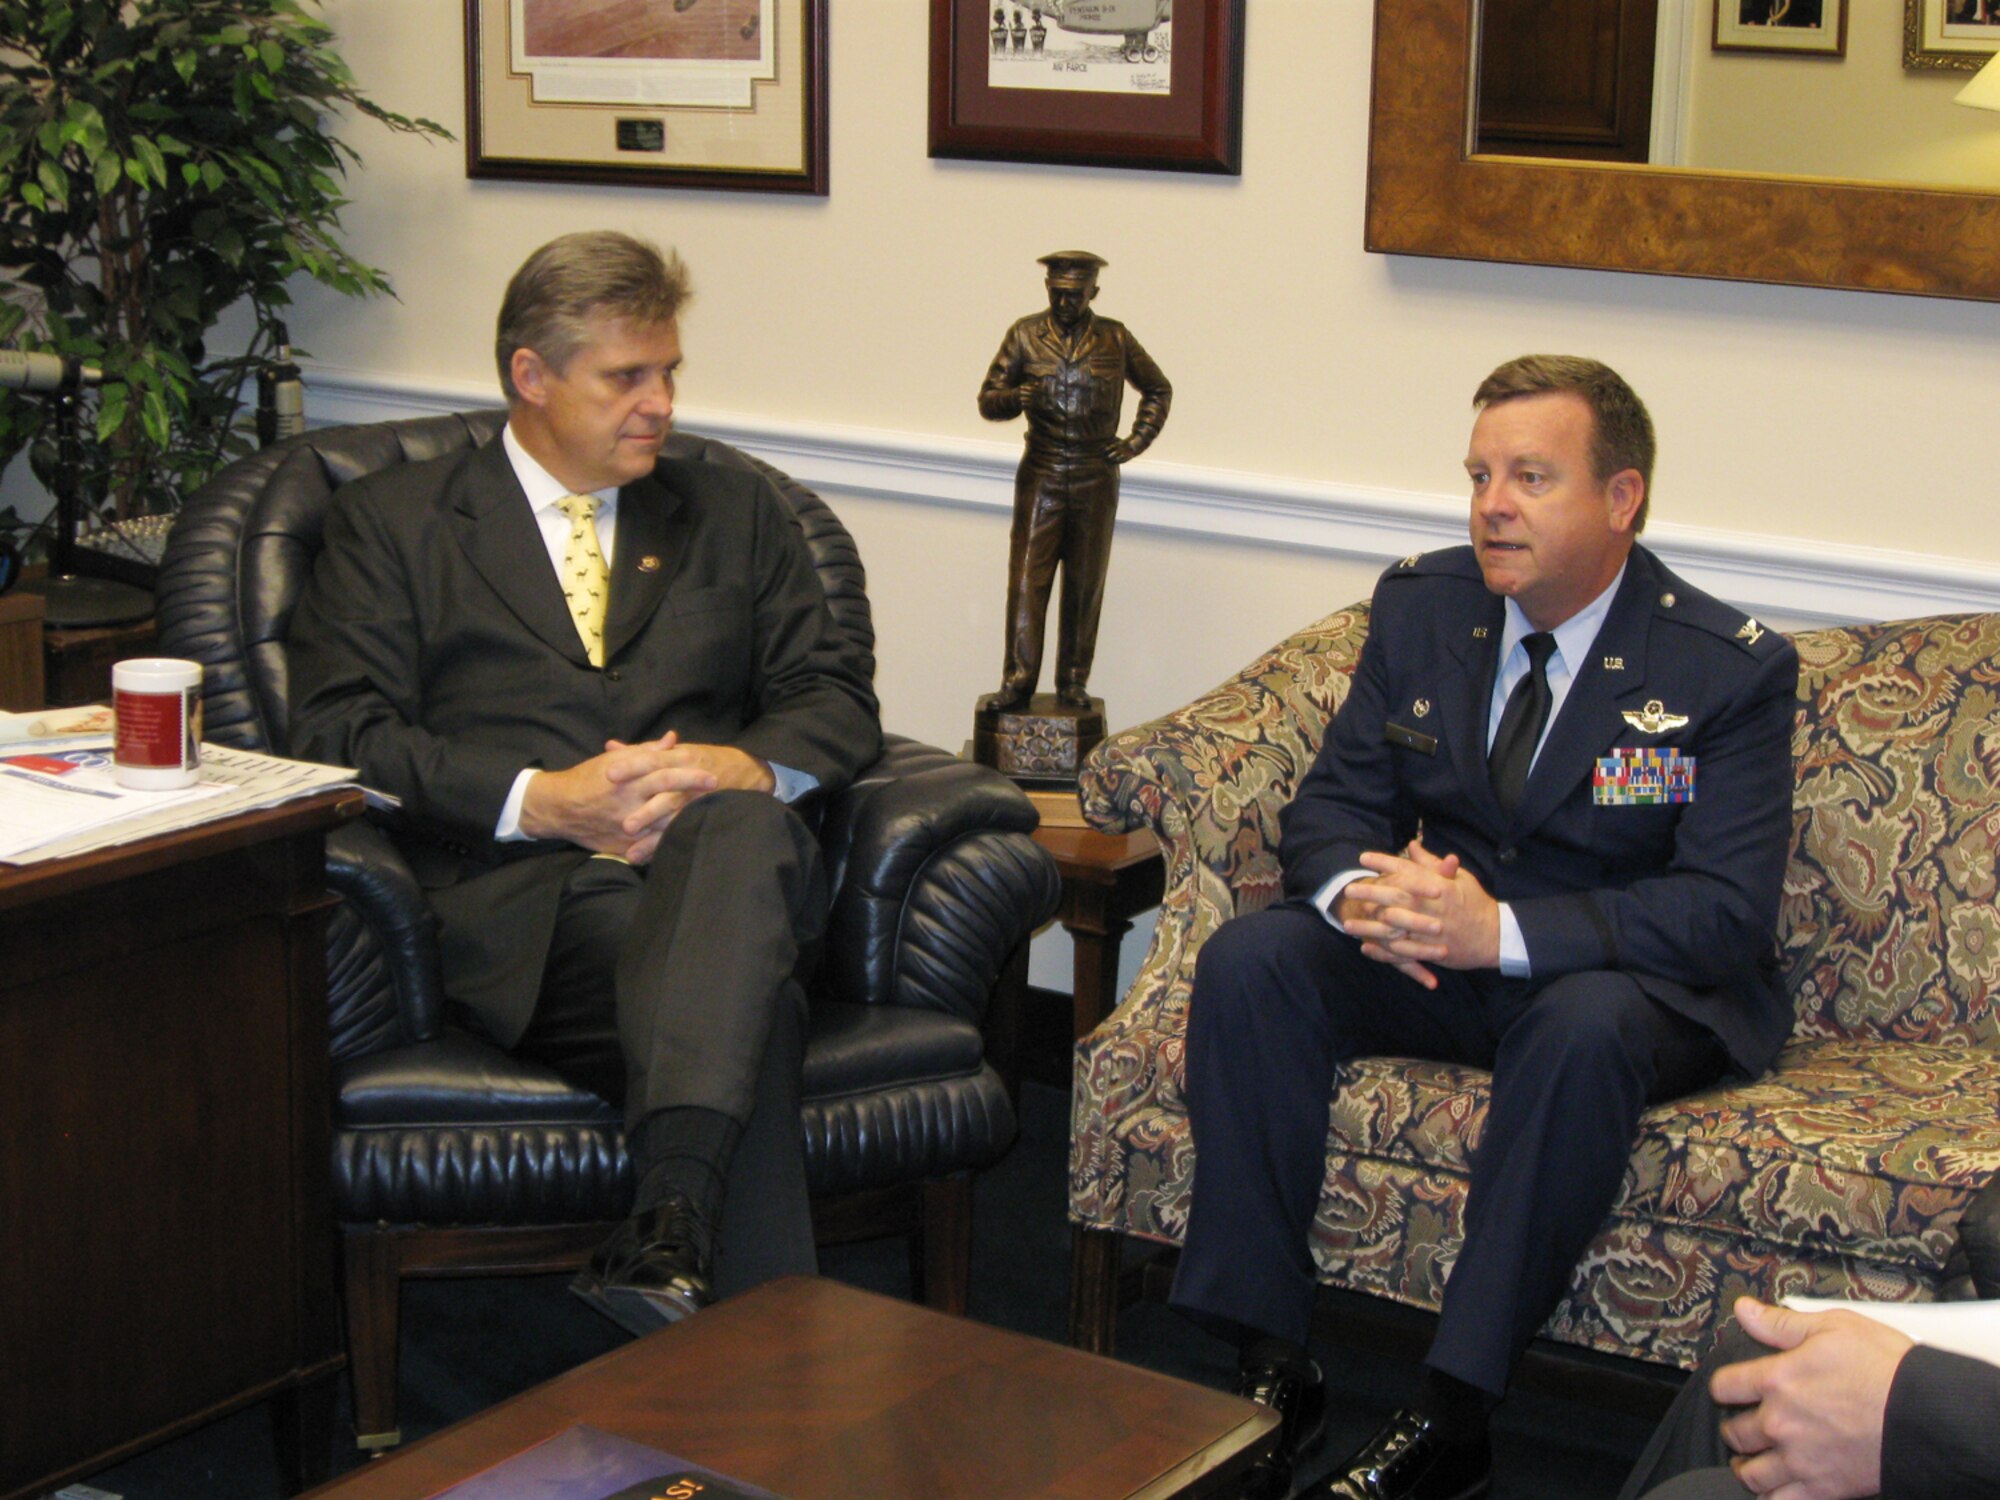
[1905,0,2000,71]
[464,0,827,194]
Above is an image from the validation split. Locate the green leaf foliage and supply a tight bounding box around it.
[0,0,451,520]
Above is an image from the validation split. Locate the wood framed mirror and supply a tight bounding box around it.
[1367,0,2000,302]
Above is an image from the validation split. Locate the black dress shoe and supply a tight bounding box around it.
[1235,1357,1327,1500]
[1312,1408,1491,1500]
[570,1194,715,1336]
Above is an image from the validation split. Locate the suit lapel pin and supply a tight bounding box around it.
[1412,698,1431,718]
[1621,699,1690,734]
[638,555,662,573]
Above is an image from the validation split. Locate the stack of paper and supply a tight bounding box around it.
[0,722,362,866]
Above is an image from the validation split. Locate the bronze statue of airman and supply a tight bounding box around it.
[978,251,1171,715]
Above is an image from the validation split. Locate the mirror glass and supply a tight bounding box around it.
[1475,0,2000,193]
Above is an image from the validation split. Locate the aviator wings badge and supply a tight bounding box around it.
[1622,699,1690,735]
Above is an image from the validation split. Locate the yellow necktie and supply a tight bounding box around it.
[556,494,609,667]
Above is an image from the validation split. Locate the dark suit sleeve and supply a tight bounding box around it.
[1880,1344,2000,1499]
[287,474,525,838]
[731,478,881,793]
[1279,574,1423,902]
[1508,633,1797,992]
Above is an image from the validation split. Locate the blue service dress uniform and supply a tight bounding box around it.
[1170,543,1799,1394]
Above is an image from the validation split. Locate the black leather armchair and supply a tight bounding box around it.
[155,412,1060,1450]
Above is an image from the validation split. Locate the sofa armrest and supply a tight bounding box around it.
[324,819,447,1050]
[1077,602,1373,939]
[819,735,1061,1026]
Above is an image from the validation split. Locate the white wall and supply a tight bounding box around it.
[23,2,2000,996]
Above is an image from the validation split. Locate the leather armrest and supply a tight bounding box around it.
[325,819,447,1042]
[819,736,1060,1024]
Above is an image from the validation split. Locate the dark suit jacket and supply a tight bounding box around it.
[286,437,881,1043]
[1279,544,1798,1076]
[1881,1343,2000,1499]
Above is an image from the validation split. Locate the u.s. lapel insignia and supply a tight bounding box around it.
[1622,699,1689,734]
[638,555,662,573]
[1412,698,1431,718]
[1603,656,1625,671]
[1737,617,1765,645]
[1471,626,1489,639]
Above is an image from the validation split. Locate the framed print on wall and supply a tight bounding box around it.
[1714,0,1848,57]
[464,0,828,194]
[1906,0,2000,71]
[928,0,1244,174]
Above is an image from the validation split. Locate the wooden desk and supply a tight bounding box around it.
[301,1276,1276,1500]
[0,789,364,1500]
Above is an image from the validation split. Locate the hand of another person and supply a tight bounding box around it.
[1709,1296,1913,1500]
[1337,841,1501,985]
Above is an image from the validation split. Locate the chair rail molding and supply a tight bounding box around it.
[306,365,2000,628]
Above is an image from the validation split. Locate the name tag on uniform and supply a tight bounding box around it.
[1385,722,1438,756]
[1594,747,1696,805]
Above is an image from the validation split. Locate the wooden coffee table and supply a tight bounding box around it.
[303,1277,1275,1500]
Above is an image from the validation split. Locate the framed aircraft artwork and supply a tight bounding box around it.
[464,0,828,194]
[928,0,1244,173]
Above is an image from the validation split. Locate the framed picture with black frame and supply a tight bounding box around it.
[928,0,1244,174]
[464,0,828,195]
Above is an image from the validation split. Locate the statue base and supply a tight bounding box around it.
[973,692,1106,787]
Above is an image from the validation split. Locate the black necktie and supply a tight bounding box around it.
[1489,632,1556,815]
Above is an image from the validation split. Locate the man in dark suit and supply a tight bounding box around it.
[1171,356,1798,1500]
[288,231,880,1332]
[1620,1295,2000,1499]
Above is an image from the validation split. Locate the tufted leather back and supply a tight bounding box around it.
[155,413,879,1058]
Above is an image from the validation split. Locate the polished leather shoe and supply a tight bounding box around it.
[1235,1357,1327,1500]
[570,1195,715,1336]
[1312,1408,1491,1500]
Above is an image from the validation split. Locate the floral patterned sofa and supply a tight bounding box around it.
[1067,604,2000,1373]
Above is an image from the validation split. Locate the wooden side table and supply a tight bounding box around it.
[990,823,1165,1097]
[1036,825,1166,1039]
[43,612,158,708]
[0,591,45,710]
